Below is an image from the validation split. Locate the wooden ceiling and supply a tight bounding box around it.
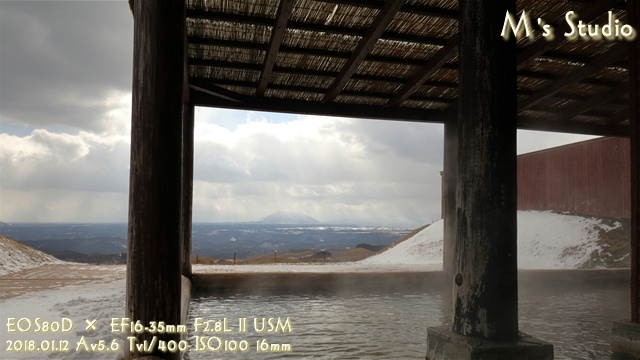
[183,0,631,136]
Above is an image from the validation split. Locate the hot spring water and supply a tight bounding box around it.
[186,286,628,359]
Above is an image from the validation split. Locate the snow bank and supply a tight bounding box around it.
[0,270,125,359]
[358,221,444,267]
[0,234,64,276]
[358,211,622,269]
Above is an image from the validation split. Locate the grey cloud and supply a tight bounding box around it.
[340,119,445,164]
[1,130,130,194]
[0,2,133,133]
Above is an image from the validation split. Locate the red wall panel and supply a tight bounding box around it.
[517,137,631,218]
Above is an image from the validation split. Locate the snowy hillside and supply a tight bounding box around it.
[0,234,64,276]
[358,211,627,269]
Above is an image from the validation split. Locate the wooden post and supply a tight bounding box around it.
[442,107,458,280]
[181,103,194,278]
[126,0,185,359]
[611,5,640,357]
[629,0,640,324]
[452,0,518,342]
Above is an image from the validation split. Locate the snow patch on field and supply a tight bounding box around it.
[358,210,623,269]
[0,272,125,359]
[358,221,444,266]
[0,234,64,276]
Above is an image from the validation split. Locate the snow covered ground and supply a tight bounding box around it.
[0,234,64,276]
[359,210,623,269]
[0,267,126,360]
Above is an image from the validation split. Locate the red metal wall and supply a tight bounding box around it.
[517,137,631,218]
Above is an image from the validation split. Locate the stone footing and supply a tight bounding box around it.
[425,326,553,360]
[612,320,640,358]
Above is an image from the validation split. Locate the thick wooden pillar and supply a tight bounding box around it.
[629,0,640,324]
[611,5,640,357]
[452,0,518,342]
[181,103,194,278]
[126,0,185,359]
[442,110,458,279]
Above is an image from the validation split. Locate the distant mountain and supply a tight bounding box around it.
[255,211,321,225]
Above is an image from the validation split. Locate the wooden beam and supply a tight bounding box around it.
[181,103,194,279]
[387,34,459,107]
[192,77,455,103]
[518,67,626,88]
[555,81,629,122]
[517,116,629,137]
[189,86,629,137]
[189,78,248,103]
[190,58,626,100]
[601,110,630,126]
[442,105,458,279]
[191,89,448,123]
[256,0,295,97]
[516,0,624,69]
[181,24,192,280]
[517,43,628,113]
[323,0,406,102]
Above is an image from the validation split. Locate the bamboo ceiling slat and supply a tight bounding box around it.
[184,0,631,133]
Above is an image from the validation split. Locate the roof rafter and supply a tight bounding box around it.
[517,43,628,113]
[324,0,407,102]
[191,87,449,123]
[187,86,629,137]
[190,57,460,86]
[188,36,446,66]
[601,110,629,126]
[318,0,458,19]
[194,77,456,103]
[187,10,449,47]
[189,78,248,103]
[567,0,626,11]
[387,34,459,107]
[188,37,625,90]
[516,0,624,69]
[554,81,629,122]
[191,66,629,107]
[517,116,629,137]
[256,0,295,97]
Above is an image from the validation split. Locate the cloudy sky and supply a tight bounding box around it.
[0,1,597,227]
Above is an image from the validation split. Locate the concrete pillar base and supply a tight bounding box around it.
[425,326,553,360]
[612,320,640,358]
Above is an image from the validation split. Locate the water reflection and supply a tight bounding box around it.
[519,288,629,360]
[187,287,628,359]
